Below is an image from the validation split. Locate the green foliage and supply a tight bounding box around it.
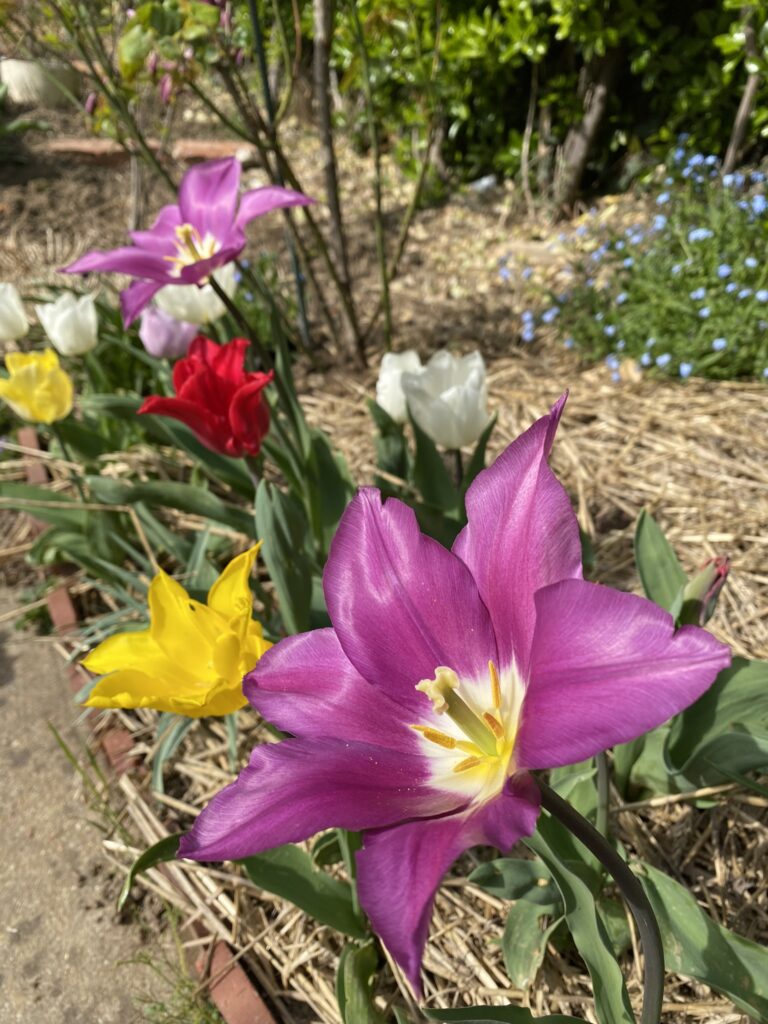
[241,844,368,938]
[637,861,768,1019]
[336,942,386,1024]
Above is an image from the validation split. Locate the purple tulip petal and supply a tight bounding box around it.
[120,279,164,326]
[178,157,242,241]
[324,488,497,717]
[517,579,732,769]
[235,185,314,230]
[245,629,420,752]
[129,204,183,251]
[357,775,541,994]
[64,245,172,281]
[176,240,245,286]
[453,393,582,676]
[178,737,467,863]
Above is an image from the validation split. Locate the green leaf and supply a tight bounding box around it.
[241,844,367,938]
[526,815,634,1024]
[410,413,459,513]
[460,412,497,497]
[82,394,254,498]
[152,715,195,793]
[637,861,768,1019]
[667,658,768,782]
[368,399,410,493]
[634,509,687,611]
[336,942,386,1024]
[86,477,254,536]
[672,729,768,788]
[53,417,115,460]
[117,22,153,79]
[304,429,355,556]
[312,831,344,867]
[424,1006,583,1022]
[469,858,559,906]
[255,480,314,634]
[502,901,563,988]
[0,482,86,530]
[118,833,181,910]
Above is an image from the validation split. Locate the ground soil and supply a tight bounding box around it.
[0,586,176,1023]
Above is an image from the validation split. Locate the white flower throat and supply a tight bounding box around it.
[412,661,524,801]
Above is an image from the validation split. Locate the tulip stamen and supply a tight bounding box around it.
[164,224,221,276]
[411,725,457,749]
[453,755,484,773]
[488,660,501,709]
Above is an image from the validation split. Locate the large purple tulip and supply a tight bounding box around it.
[63,157,312,326]
[179,394,730,994]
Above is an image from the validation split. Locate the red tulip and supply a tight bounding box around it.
[139,336,273,457]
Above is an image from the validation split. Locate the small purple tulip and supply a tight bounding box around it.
[138,307,199,359]
[64,157,313,326]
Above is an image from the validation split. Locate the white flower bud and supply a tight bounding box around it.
[402,349,489,449]
[35,293,98,356]
[375,350,422,424]
[0,282,29,342]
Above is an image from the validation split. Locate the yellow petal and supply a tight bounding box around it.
[81,627,159,675]
[84,669,231,717]
[148,570,222,678]
[207,544,261,626]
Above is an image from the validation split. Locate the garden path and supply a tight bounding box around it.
[0,585,167,1024]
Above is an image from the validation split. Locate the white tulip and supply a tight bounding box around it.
[402,349,489,449]
[35,293,98,355]
[375,350,422,424]
[0,282,29,342]
[155,263,237,324]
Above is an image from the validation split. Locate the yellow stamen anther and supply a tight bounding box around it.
[482,712,504,739]
[453,755,484,773]
[488,660,501,709]
[410,725,457,750]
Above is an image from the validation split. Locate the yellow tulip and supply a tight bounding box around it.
[0,349,73,424]
[82,546,271,717]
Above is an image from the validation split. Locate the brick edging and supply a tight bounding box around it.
[19,426,279,1024]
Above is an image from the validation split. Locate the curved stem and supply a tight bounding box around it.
[50,423,86,502]
[596,750,610,837]
[208,277,272,371]
[536,779,664,1024]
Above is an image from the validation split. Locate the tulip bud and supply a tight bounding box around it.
[159,73,173,105]
[84,91,98,115]
[35,293,98,356]
[679,555,730,626]
[139,307,199,359]
[0,282,29,342]
[375,350,422,424]
[402,349,490,449]
[154,263,237,324]
[146,51,159,77]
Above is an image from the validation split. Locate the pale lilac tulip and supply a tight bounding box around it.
[138,307,198,359]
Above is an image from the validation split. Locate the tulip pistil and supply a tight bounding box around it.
[414,664,512,762]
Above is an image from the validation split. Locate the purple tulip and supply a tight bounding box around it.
[138,307,199,359]
[63,157,313,325]
[178,395,730,993]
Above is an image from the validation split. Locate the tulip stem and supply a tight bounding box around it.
[452,448,464,488]
[596,751,610,837]
[208,278,272,371]
[536,779,664,1024]
[50,424,87,502]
